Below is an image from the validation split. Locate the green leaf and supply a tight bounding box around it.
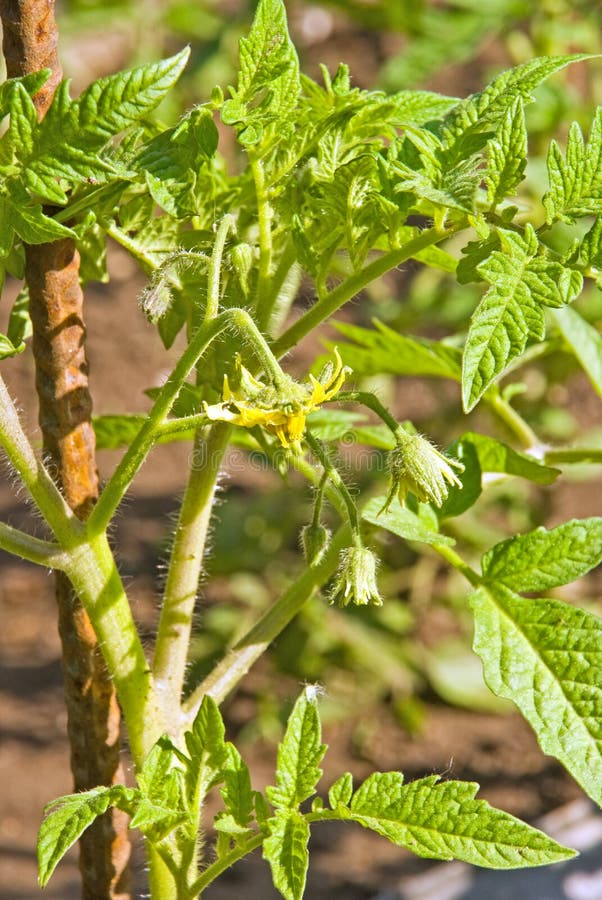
[444,55,591,140]
[390,90,458,126]
[0,332,25,360]
[6,286,31,350]
[328,773,353,810]
[348,772,575,867]
[136,107,218,217]
[363,496,455,546]
[218,743,254,830]
[0,71,50,120]
[306,408,365,442]
[482,518,602,592]
[185,695,229,803]
[471,583,602,807]
[93,415,146,450]
[223,0,300,147]
[462,225,582,410]
[23,50,190,200]
[437,440,482,519]
[460,432,560,484]
[263,812,310,900]
[135,735,188,840]
[38,786,135,886]
[485,98,527,207]
[544,109,602,222]
[334,320,462,381]
[551,305,602,398]
[266,688,326,811]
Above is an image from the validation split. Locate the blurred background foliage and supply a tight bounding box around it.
[52,0,602,742]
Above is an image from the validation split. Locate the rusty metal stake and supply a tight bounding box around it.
[0,2,131,896]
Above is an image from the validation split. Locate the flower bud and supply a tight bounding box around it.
[301,523,330,566]
[387,432,464,508]
[231,242,254,297]
[329,546,383,608]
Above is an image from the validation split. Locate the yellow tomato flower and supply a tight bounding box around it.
[203,349,349,448]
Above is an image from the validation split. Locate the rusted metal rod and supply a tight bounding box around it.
[0,2,131,896]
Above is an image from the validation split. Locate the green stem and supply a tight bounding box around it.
[152,423,231,718]
[0,521,66,567]
[264,242,300,334]
[305,432,362,542]
[544,447,602,465]
[189,834,264,896]
[89,309,282,533]
[206,215,235,320]
[337,390,401,435]
[432,542,481,587]
[486,391,539,449]
[148,844,178,900]
[252,158,274,330]
[64,533,164,764]
[182,524,351,715]
[106,222,158,274]
[0,376,82,546]
[271,224,462,356]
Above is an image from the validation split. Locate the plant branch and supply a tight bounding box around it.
[252,157,274,330]
[432,542,481,587]
[486,390,539,449]
[182,525,351,717]
[271,224,463,356]
[90,309,285,532]
[152,423,231,719]
[0,521,66,567]
[189,834,264,896]
[0,377,81,544]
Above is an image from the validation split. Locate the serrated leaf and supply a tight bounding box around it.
[328,773,353,809]
[0,71,50,120]
[185,695,228,804]
[22,50,190,200]
[263,812,310,900]
[136,107,218,217]
[129,796,188,840]
[544,109,602,222]
[460,432,559,484]
[219,743,254,830]
[334,320,462,381]
[390,90,458,126]
[551,305,602,398]
[266,688,326,811]
[482,518,602,592]
[444,55,591,140]
[348,772,575,867]
[363,497,454,546]
[38,785,136,886]
[224,0,300,147]
[462,225,583,410]
[471,583,602,806]
[485,98,527,208]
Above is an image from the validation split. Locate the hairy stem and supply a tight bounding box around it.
[432,542,481,587]
[64,534,164,764]
[183,525,351,717]
[0,521,65,567]
[486,390,539,449]
[251,158,274,330]
[90,309,284,531]
[153,423,231,720]
[189,834,264,896]
[271,225,462,356]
